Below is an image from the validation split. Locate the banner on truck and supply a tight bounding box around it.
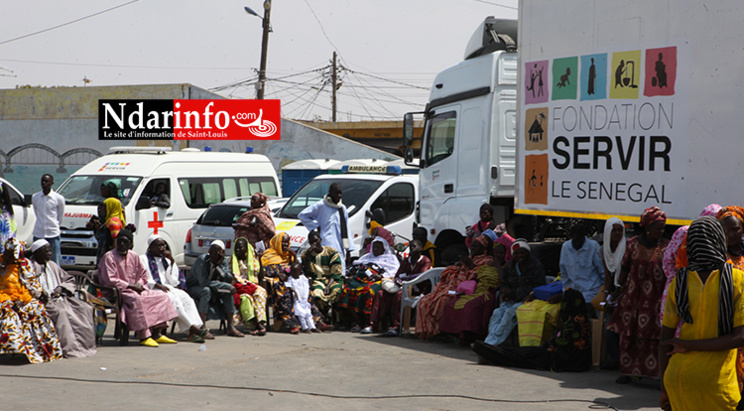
[517,44,689,224]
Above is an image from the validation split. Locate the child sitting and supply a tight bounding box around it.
[286,262,320,333]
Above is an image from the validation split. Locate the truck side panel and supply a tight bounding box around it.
[517,0,741,224]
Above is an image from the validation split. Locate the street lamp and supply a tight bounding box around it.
[244,1,272,100]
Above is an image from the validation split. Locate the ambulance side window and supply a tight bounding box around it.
[370,182,415,224]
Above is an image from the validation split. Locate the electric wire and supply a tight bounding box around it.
[0,0,142,46]
[472,0,519,9]
[301,0,342,55]
[0,374,619,410]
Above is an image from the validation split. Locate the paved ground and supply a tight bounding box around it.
[1,321,661,411]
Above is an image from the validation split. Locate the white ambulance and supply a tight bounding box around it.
[57,146,280,268]
[273,165,418,257]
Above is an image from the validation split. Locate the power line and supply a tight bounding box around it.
[0,0,142,47]
[343,68,430,90]
[0,58,253,71]
[472,0,518,9]
[302,0,342,54]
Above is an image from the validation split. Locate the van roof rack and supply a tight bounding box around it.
[108,146,173,154]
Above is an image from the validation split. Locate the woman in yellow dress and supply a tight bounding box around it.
[660,216,744,410]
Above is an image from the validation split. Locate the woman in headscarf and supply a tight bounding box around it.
[338,236,400,333]
[94,182,126,264]
[261,232,300,333]
[231,237,268,336]
[0,238,63,363]
[438,235,501,344]
[716,205,744,395]
[659,216,744,411]
[473,288,591,372]
[233,192,276,253]
[481,228,514,263]
[660,204,721,326]
[606,206,669,382]
[416,235,494,340]
[600,217,626,369]
[104,196,126,239]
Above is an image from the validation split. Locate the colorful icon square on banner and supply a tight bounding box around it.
[644,46,676,96]
[580,54,607,100]
[524,60,550,104]
[552,57,578,100]
[610,50,641,99]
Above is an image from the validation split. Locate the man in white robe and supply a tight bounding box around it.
[140,235,206,343]
[298,183,356,272]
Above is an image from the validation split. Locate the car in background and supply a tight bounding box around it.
[0,177,35,246]
[183,196,286,266]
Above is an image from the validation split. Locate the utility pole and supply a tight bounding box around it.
[331,51,337,122]
[257,0,272,100]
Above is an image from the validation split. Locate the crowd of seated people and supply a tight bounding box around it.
[10,176,744,409]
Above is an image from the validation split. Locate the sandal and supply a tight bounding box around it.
[290,328,300,334]
[350,325,361,333]
[251,329,267,337]
[186,333,206,343]
[200,328,215,340]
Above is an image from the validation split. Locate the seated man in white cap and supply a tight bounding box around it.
[30,239,97,358]
[98,229,179,347]
[483,239,546,347]
[140,235,207,342]
[186,241,244,337]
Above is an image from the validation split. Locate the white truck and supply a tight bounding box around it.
[406,4,744,264]
[403,17,519,262]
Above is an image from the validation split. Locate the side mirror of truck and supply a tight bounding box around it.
[403,112,414,147]
[135,196,151,210]
[404,148,415,166]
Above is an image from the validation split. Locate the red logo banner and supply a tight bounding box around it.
[173,99,280,140]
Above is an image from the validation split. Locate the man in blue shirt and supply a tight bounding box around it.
[559,222,604,305]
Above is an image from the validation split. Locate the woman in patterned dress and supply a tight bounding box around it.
[0,238,63,363]
[606,206,669,381]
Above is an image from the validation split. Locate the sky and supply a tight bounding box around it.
[0,0,518,122]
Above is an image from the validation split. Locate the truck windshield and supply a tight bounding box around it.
[57,175,143,206]
[423,110,457,167]
[278,178,383,219]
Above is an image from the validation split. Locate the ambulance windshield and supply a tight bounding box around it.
[57,175,143,206]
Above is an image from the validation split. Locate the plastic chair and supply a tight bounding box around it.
[399,267,445,335]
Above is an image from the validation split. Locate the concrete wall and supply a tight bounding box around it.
[0,84,397,194]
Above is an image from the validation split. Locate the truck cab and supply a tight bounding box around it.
[404,17,518,262]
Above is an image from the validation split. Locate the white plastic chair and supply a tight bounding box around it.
[399,267,445,335]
